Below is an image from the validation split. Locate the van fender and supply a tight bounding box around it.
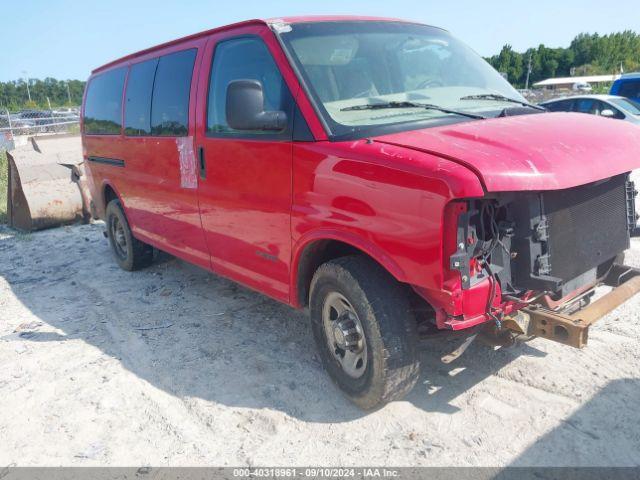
[99,180,128,216]
[290,228,408,307]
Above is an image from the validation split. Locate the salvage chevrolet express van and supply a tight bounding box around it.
[82,16,640,409]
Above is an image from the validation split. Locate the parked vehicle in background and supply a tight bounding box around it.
[17,109,51,126]
[53,107,80,120]
[572,81,592,92]
[82,16,640,409]
[53,107,76,114]
[610,73,640,104]
[540,95,640,125]
[1,107,81,139]
[7,117,35,135]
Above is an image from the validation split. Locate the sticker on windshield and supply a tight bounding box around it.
[270,20,292,33]
[330,49,354,64]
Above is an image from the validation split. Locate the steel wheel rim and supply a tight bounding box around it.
[110,216,127,260]
[322,291,367,379]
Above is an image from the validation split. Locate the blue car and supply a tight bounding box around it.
[610,73,640,104]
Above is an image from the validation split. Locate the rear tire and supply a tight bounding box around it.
[309,255,420,410]
[105,199,153,271]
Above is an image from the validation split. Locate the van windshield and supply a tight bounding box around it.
[278,21,525,138]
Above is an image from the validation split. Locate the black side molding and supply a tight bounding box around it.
[87,156,125,167]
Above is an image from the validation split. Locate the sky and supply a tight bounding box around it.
[1,0,639,82]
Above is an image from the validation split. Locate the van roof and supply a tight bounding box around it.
[617,73,640,81]
[91,16,420,75]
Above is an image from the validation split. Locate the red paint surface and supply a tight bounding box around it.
[83,19,640,331]
[377,112,640,192]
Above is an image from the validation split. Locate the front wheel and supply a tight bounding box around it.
[309,256,420,410]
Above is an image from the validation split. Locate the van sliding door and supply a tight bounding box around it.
[121,42,210,268]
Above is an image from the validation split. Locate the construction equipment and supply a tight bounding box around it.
[6,134,92,231]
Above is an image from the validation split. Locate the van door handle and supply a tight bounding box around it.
[198,146,206,179]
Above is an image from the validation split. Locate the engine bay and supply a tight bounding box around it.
[450,173,637,301]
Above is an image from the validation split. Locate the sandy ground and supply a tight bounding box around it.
[0,222,639,467]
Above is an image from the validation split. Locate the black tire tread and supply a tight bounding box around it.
[106,199,154,271]
[310,255,420,409]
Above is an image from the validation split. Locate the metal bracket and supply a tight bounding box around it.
[605,264,640,287]
[450,251,472,289]
[520,306,588,348]
[625,180,638,233]
[536,253,552,276]
[534,217,549,242]
[449,210,477,290]
[503,266,640,348]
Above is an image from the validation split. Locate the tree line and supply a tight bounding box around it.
[0,78,85,111]
[486,31,640,88]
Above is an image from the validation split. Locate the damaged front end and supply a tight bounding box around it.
[443,172,640,348]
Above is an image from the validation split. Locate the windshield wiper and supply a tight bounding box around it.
[460,93,546,111]
[340,101,486,119]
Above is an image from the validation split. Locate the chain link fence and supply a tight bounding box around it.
[0,107,80,150]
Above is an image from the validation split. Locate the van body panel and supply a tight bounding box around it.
[192,25,300,302]
[375,112,640,192]
[194,134,293,302]
[289,140,485,312]
[83,37,211,269]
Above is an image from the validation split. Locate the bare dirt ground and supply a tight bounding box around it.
[1,222,639,467]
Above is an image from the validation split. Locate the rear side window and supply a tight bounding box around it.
[125,58,158,136]
[84,68,126,135]
[151,49,196,136]
[207,37,292,135]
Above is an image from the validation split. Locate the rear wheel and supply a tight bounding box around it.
[309,256,420,409]
[105,199,153,271]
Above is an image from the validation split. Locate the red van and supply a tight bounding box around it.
[82,16,640,409]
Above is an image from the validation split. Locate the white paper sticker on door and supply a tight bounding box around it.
[176,136,197,189]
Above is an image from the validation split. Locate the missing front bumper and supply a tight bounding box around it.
[503,264,640,348]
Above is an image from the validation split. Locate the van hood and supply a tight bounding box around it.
[374,112,640,192]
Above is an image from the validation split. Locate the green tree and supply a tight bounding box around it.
[0,78,86,110]
[486,30,640,88]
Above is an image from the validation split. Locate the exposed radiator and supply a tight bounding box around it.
[508,174,632,294]
[544,174,629,282]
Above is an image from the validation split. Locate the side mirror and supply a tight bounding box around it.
[601,109,616,118]
[226,79,287,131]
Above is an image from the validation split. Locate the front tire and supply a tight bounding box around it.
[105,199,153,271]
[309,256,420,409]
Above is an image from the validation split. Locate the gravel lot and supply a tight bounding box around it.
[1,222,639,466]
